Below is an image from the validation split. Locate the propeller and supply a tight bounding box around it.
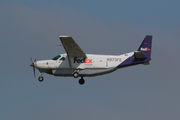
[30,58,36,78]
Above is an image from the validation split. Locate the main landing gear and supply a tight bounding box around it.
[73,71,85,85]
[79,77,85,85]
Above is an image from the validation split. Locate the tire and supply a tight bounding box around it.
[38,77,44,82]
[79,79,85,85]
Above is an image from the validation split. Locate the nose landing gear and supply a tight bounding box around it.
[38,76,44,82]
[38,73,44,82]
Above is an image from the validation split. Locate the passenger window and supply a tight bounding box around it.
[60,57,65,61]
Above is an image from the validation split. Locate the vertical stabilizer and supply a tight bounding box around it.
[137,35,152,59]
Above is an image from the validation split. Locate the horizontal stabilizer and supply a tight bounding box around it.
[134,51,147,59]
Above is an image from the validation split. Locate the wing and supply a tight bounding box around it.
[59,36,87,67]
[59,36,87,57]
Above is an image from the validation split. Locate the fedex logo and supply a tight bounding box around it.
[140,47,150,51]
[84,57,92,63]
[74,57,92,63]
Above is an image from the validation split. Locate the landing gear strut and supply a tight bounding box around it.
[79,77,85,85]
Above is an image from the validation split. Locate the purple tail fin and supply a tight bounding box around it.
[117,35,152,68]
[138,35,152,59]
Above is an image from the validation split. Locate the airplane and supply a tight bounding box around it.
[30,35,152,85]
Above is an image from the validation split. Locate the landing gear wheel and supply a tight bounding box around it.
[73,72,79,78]
[79,78,85,85]
[38,76,44,82]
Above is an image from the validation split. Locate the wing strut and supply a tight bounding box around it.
[67,51,72,67]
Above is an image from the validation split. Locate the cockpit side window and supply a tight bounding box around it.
[60,57,65,61]
[52,55,61,60]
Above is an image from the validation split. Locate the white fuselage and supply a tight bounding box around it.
[34,52,134,77]
[30,35,152,84]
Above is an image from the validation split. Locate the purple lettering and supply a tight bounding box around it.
[74,57,85,63]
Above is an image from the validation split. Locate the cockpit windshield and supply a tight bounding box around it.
[52,55,61,60]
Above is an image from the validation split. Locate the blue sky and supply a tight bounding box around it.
[27,0,180,28]
[2,0,180,28]
[0,0,180,120]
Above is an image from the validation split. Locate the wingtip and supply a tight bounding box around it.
[59,36,70,38]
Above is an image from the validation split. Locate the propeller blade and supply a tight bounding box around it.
[33,66,36,78]
[30,58,36,78]
[30,63,34,67]
[34,58,36,78]
[30,58,33,63]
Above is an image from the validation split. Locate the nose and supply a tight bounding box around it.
[30,61,37,67]
[35,61,37,66]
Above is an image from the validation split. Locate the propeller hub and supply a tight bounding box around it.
[30,61,37,67]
